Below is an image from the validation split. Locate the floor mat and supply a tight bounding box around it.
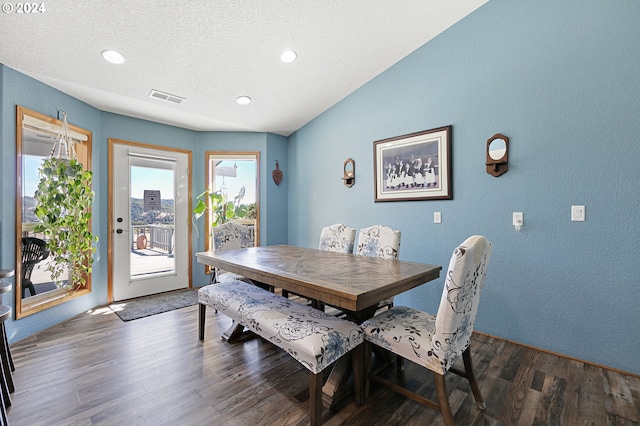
[109,288,198,321]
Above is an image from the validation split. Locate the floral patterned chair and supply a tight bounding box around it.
[318,223,356,254]
[355,225,401,309]
[210,222,254,284]
[355,225,400,259]
[198,280,364,425]
[360,235,493,426]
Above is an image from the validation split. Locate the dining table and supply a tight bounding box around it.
[196,244,442,408]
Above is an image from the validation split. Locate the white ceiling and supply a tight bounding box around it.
[0,1,487,136]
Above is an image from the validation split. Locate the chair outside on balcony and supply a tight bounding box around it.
[21,237,50,298]
[360,235,493,426]
[355,224,401,309]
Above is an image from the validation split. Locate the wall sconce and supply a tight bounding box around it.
[486,133,509,177]
[342,158,355,188]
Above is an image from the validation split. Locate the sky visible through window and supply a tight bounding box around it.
[213,160,256,204]
[130,166,174,200]
[24,156,257,203]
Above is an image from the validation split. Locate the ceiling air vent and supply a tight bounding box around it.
[149,89,185,104]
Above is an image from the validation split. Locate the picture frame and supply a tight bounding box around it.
[374,125,452,202]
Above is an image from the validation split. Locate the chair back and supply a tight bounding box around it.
[355,225,401,259]
[318,224,356,254]
[21,237,50,281]
[433,235,492,371]
[211,222,254,251]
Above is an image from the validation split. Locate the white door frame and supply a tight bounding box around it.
[108,138,192,302]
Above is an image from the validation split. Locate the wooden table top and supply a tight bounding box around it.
[196,245,441,313]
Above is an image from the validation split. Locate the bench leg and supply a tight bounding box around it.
[309,371,323,426]
[198,303,206,341]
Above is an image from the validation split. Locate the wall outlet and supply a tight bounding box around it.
[434,212,442,224]
[571,205,585,221]
[513,212,523,230]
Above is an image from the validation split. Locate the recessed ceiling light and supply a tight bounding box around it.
[101,49,126,65]
[236,96,252,105]
[280,50,297,63]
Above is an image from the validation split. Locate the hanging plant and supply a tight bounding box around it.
[33,111,97,291]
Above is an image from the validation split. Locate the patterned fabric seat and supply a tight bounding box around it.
[318,223,356,254]
[355,225,401,309]
[198,280,364,425]
[360,235,493,426]
[355,225,401,259]
[210,222,254,284]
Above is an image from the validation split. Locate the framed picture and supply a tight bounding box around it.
[374,125,452,202]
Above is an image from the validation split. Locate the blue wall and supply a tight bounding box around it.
[265,133,288,245]
[0,67,287,343]
[1,66,103,341]
[287,0,640,375]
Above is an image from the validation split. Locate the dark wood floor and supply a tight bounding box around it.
[6,303,640,425]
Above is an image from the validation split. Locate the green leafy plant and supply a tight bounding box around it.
[34,157,97,291]
[193,186,253,228]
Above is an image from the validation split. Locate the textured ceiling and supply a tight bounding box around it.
[0,1,487,136]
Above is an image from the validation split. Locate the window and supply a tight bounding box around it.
[204,152,260,250]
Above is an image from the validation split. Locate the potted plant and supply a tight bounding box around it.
[34,156,97,291]
[193,186,253,228]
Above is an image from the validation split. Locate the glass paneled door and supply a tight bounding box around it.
[110,140,191,301]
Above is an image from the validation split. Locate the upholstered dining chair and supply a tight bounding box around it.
[355,225,401,260]
[360,235,493,426]
[210,222,254,284]
[355,225,401,309]
[318,223,356,254]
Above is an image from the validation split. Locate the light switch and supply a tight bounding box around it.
[571,205,585,221]
[513,212,523,231]
[434,212,442,224]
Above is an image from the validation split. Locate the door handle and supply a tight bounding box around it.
[116,228,128,234]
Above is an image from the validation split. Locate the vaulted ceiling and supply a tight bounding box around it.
[1,1,487,136]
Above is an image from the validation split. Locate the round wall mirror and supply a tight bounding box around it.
[344,161,354,177]
[343,158,355,187]
[486,133,509,177]
[488,138,507,160]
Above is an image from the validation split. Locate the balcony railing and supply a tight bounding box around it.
[132,224,174,254]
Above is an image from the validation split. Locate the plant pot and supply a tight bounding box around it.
[136,235,147,249]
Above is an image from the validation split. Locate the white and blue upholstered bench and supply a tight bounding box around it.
[198,280,364,425]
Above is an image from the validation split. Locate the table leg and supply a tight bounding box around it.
[221,321,250,343]
[321,305,378,408]
[322,356,351,409]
